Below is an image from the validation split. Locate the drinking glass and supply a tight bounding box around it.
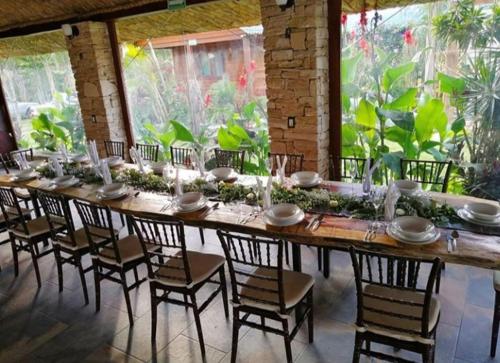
[163,164,176,206]
[369,187,385,229]
[350,161,359,196]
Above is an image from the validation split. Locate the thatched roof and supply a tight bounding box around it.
[0,0,428,58]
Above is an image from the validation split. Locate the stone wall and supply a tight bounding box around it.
[260,0,329,176]
[66,21,129,158]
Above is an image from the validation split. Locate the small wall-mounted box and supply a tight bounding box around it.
[288,116,296,128]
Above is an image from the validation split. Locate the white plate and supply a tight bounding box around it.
[458,208,500,227]
[10,173,37,182]
[175,197,208,213]
[53,177,79,189]
[264,210,305,227]
[294,178,322,188]
[213,172,238,182]
[97,190,128,200]
[386,224,441,245]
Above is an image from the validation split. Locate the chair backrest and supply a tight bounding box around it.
[74,200,121,262]
[170,146,194,169]
[0,187,29,234]
[329,156,372,181]
[131,215,192,286]
[214,149,245,174]
[349,247,441,339]
[400,159,452,193]
[135,143,159,162]
[269,153,304,177]
[217,230,286,315]
[38,192,76,246]
[1,148,34,173]
[104,140,125,159]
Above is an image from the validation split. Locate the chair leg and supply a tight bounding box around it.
[133,266,139,283]
[190,292,206,359]
[307,290,314,343]
[353,332,362,363]
[76,255,89,305]
[93,262,101,312]
[151,287,158,342]
[323,248,330,279]
[29,242,41,288]
[422,347,433,363]
[231,309,240,363]
[198,227,205,245]
[10,234,18,276]
[284,241,290,265]
[317,247,322,271]
[219,267,229,318]
[54,247,63,292]
[282,319,293,363]
[491,292,500,357]
[435,264,442,294]
[120,270,134,326]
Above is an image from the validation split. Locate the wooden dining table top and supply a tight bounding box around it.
[1,166,499,270]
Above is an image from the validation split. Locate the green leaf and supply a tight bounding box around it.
[420,140,441,151]
[217,128,241,150]
[341,94,351,113]
[355,99,377,139]
[451,117,465,134]
[228,123,250,140]
[425,148,447,162]
[170,120,195,143]
[438,72,465,95]
[37,113,52,131]
[415,98,447,145]
[242,102,256,120]
[383,152,404,175]
[385,126,417,158]
[341,52,362,84]
[376,108,415,131]
[159,130,176,149]
[385,88,418,111]
[51,124,67,141]
[342,124,358,146]
[382,63,415,92]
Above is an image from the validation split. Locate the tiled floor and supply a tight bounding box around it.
[0,220,498,363]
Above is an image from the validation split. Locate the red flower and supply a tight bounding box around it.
[350,29,356,40]
[248,60,257,73]
[204,94,212,107]
[359,9,368,32]
[403,28,414,45]
[238,72,248,90]
[359,37,369,55]
[341,13,348,26]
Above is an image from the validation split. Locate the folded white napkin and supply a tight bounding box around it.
[191,150,205,177]
[87,140,100,167]
[362,159,382,194]
[100,160,112,185]
[276,155,287,185]
[263,175,273,210]
[50,157,64,177]
[59,144,69,163]
[175,167,183,196]
[13,152,29,170]
[384,182,401,222]
[130,147,145,173]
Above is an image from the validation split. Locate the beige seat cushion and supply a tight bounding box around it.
[10,216,63,238]
[14,188,31,200]
[239,267,314,312]
[99,235,158,265]
[154,250,225,288]
[360,284,440,342]
[55,226,117,251]
[494,271,500,291]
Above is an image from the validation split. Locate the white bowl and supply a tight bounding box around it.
[266,204,301,225]
[106,156,123,167]
[292,171,319,185]
[177,192,204,210]
[392,216,435,241]
[98,183,124,196]
[395,180,420,196]
[53,175,74,185]
[212,167,233,180]
[465,202,500,222]
[72,154,89,163]
[151,162,167,175]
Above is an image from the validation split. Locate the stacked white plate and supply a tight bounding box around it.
[387,216,440,245]
[291,171,322,188]
[175,192,207,213]
[71,154,89,163]
[395,180,421,197]
[106,156,124,167]
[151,161,167,175]
[458,202,500,227]
[51,175,79,189]
[211,167,237,181]
[264,203,305,227]
[10,168,37,182]
[97,183,127,200]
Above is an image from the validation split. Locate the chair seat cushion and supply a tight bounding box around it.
[56,226,117,251]
[240,267,314,312]
[99,235,158,265]
[359,284,440,342]
[14,188,31,200]
[494,271,500,291]
[10,216,63,239]
[154,250,225,288]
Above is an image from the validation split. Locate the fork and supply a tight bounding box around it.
[364,223,376,242]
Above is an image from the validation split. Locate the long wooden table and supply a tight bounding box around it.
[1,168,499,273]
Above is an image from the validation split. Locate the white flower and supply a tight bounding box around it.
[396,208,406,216]
[329,200,339,208]
[246,192,256,201]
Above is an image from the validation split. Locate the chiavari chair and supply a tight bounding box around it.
[400,159,453,193]
[135,143,159,162]
[170,146,193,169]
[104,140,125,159]
[491,271,500,357]
[214,148,245,175]
[269,152,304,177]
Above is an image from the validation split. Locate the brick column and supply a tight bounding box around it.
[260,0,329,176]
[66,21,130,157]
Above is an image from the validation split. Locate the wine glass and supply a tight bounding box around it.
[265,157,273,176]
[369,187,385,229]
[163,164,176,206]
[350,160,359,196]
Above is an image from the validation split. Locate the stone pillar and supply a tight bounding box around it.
[260,0,329,176]
[65,21,130,157]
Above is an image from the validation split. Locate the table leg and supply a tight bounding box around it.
[30,190,41,217]
[126,215,134,235]
[323,248,330,279]
[292,244,302,272]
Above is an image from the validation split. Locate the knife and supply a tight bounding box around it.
[311,214,324,231]
[201,202,219,218]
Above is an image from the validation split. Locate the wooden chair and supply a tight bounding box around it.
[135,143,159,162]
[170,146,193,168]
[38,192,116,305]
[400,159,453,193]
[214,148,245,175]
[0,187,65,287]
[349,247,441,363]
[269,153,304,177]
[491,271,500,357]
[1,148,35,212]
[131,216,228,357]
[217,230,314,363]
[74,200,159,325]
[104,140,125,159]
[329,155,373,182]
